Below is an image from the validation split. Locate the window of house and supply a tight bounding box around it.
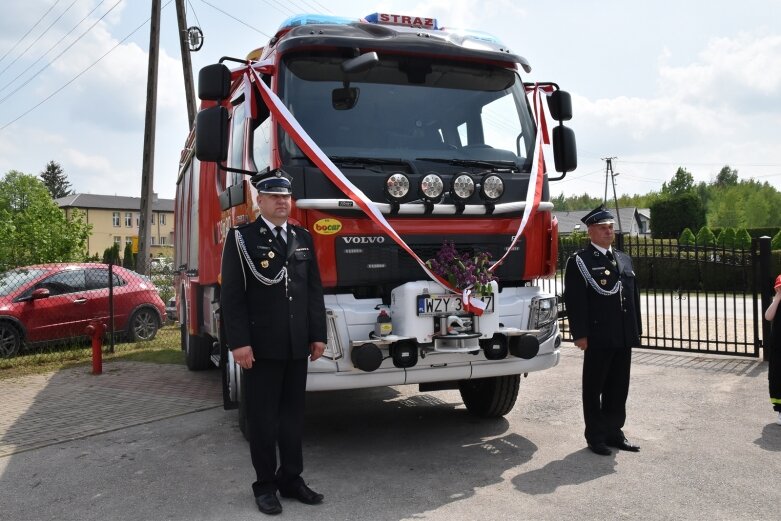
[112,212,120,227]
[136,215,140,227]
[160,214,166,225]
[125,236,133,244]
[151,213,156,225]
[113,236,122,244]
[151,236,157,245]
[125,212,132,227]
[159,237,167,245]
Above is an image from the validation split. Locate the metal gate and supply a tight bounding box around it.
[536,235,771,358]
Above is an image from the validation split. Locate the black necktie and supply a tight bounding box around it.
[274,226,286,249]
[606,250,616,265]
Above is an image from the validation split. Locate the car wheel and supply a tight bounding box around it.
[0,323,22,358]
[128,308,159,341]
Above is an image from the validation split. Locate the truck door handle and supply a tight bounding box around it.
[73,298,88,304]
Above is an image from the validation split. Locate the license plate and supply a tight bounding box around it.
[416,294,494,316]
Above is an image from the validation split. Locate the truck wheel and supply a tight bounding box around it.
[182,306,212,371]
[458,375,520,418]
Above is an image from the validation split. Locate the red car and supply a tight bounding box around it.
[0,263,166,357]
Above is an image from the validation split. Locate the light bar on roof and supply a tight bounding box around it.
[364,12,438,30]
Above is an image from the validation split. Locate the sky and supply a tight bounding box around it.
[0,0,780,201]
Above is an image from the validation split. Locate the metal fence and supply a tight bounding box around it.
[537,235,766,358]
[0,260,178,359]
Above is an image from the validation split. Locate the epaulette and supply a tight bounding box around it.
[233,222,252,231]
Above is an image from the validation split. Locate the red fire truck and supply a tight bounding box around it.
[174,12,577,425]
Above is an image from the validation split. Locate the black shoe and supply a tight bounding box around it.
[280,483,324,505]
[255,493,283,515]
[607,438,640,452]
[587,442,612,456]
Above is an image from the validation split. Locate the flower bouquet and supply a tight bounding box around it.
[425,241,496,296]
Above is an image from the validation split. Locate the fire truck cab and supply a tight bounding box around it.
[175,12,576,425]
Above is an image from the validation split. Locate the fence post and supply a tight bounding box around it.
[758,236,772,361]
[108,260,115,353]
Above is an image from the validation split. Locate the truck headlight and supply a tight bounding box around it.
[529,296,557,342]
[480,174,504,201]
[420,173,444,201]
[385,172,410,200]
[451,173,475,201]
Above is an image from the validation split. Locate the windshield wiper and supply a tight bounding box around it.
[415,157,520,172]
[328,156,409,168]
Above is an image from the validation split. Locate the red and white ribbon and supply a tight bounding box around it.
[249,65,553,307]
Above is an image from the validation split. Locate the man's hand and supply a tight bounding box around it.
[309,341,326,361]
[232,346,255,369]
[574,337,588,351]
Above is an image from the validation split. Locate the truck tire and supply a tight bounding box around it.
[182,304,212,371]
[458,375,520,418]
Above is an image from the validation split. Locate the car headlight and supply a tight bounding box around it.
[480,174,504,201]
[385,172,410,200]
[420,173,444,201]
[451,173,475,201]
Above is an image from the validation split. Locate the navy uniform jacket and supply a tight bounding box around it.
[564,244,642,349]
[220,217,327,360]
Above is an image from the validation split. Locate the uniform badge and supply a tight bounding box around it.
[260,228,267,235]
[268,251,275,259]
[600,279,607,285]
[604,270,610,276]
[261,260,269,268]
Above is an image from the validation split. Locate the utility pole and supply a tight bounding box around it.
[602,156,623,234]
[137,0,161,275]
[175,0,196,127]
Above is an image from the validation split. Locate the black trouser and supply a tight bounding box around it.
[582,347,632,444]
[770,342,781,412]
[245,356,308,496]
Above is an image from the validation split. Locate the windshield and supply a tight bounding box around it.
[0,268,46,296]
[276,52,536,171]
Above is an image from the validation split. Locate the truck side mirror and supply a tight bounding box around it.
[195,106,229,162]
[547,90,572,121]
[552,125,577,173]
[198,64,231,101]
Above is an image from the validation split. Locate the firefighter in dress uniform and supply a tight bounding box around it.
[564,205,642,456]
[220,170,327,515]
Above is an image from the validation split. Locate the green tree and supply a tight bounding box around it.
[102,243,121,264]
[122,242,135,269]
[39,160,73,199]
[735,228,752,250]
[695,226,716,247]
[661,167,695,196]
[678,228,696,246]
[715,227,736,248]
[714,165,739,187]
[0,171,91,270]
[650,193,706,238]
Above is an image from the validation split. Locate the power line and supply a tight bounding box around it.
[0,0,111,96]
[0,0,124,107]
[199,0,273,38]
[0,0,64,66]
[0,0,79,80]
[187,0,201,27]
[1,1,174,131]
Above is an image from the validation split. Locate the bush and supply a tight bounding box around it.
[735,228,752,250]
[695,226,716,247]
[772,230,781,250]
[679,228,695,246]
[716,227,736,248]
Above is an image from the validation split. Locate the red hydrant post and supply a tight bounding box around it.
[86,320,106,375]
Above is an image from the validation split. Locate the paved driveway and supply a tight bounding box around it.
[1,346,779,521]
